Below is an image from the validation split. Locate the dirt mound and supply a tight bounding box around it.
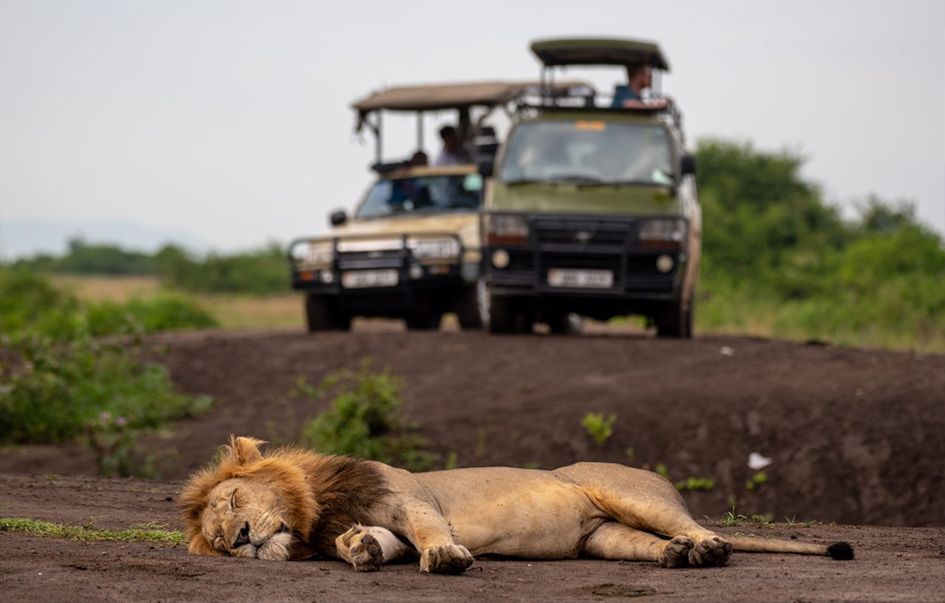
[3,326,943,526]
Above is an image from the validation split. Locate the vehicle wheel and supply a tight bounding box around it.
[477,279,514,333]
[655,299,693,339]
[305,295,351,332]
[454,287,483,330]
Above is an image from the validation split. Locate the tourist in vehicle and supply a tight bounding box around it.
[611,62,652,107]
[433,125,470,166]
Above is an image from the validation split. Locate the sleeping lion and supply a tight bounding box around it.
[180,436,853,573]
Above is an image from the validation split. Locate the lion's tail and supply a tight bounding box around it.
[727,536,854,560]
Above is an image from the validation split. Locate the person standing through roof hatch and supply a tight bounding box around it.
[433,125,470,166]
[611,62,652,107]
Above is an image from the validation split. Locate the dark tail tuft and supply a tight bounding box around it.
[827,541,854,560]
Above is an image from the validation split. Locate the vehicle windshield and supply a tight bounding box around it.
[355,174,483,220]
[499,120,674,186]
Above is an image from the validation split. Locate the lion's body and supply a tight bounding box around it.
[180,437,853,573]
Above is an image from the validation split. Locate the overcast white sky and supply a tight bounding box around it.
[1,0,943,256]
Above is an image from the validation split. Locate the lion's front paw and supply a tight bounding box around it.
[419,544,473,575]
[688,535,732,567]
[659,535,693,568]
[336,526,384,572]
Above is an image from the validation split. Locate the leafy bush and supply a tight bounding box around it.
[581,412,616,447]
[0,268,212,476]
[0,333,211,445]
[85,293,218,336]
[297,360,434,471]
[0,269,83,340]
[695,139,945,351]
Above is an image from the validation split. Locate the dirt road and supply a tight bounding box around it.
[2,326,944,601]
[1,474,942,603]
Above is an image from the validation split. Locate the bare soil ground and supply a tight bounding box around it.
[2,324,944,601]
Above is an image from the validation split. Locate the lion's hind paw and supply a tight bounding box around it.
[420,544,474,575]
[688,535,732,567]
[659,535,693,568]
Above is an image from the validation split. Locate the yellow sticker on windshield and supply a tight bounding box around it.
[574,120,606,131]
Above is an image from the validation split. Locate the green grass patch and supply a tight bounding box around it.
[0,517,184,544]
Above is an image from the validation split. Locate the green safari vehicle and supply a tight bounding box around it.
[478,38,701,337]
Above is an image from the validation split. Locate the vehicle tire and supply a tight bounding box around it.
[305,295,351,332]
[454,286,483,330]
[655,299,693,339]
[477,279,515,333]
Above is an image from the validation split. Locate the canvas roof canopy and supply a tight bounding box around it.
[530,38,670,72]
[352,80,592,114]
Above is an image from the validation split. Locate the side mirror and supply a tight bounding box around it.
[477,160,494,179]
[329,210,347,227]
[680,154,697,176]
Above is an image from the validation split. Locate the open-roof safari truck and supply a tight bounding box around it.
[479,38,701,337]
[287,82,527,331]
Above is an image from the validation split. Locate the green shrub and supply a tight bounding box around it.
[0,269,83,340]
[297,360,434,471]
[581,412,616,447]
[0,333,211,445]
[85,293,218,336]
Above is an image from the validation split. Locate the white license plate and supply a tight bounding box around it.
[547,268,614,289]
[341,269,399,289]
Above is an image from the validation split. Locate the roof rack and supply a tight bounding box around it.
[352,80,593,166]
[530,37,670,71]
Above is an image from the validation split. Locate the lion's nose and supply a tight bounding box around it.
[233,522,251,548]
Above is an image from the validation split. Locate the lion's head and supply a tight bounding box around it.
[179,436,319,560]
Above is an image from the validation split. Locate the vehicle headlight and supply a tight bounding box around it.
[292,241,334,266]
[639,219,686,249]
[485,213,529,245]
[408,238,460,260]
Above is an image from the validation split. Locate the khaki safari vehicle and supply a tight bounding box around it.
[478,38,701,337]
[288,81,585,332]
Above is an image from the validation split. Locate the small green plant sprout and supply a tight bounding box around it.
[624,447,635,461]
[750,514,775,528]
[444,451,459,470]
[674,476,716,492]
[474,428,487,459]
[745,471,768,491]
[581,412,616,447]
[522,462,540,470]
[655,463,670,479]
[785,515,798,527]
[722,507,747,527]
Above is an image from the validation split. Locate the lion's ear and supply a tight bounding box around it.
[228,435,266,465]
[188,535,223,556]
